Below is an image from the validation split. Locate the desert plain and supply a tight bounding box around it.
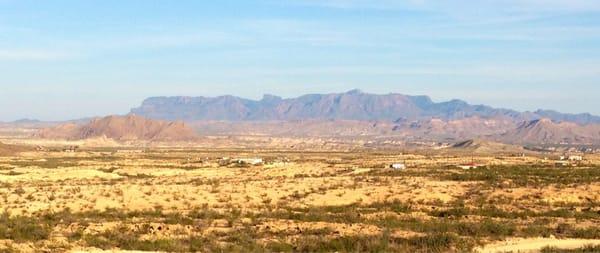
[0,136,599,253]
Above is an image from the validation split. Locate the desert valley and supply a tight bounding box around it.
[0,91,599,252]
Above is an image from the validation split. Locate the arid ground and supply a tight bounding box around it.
[0,144,599,252]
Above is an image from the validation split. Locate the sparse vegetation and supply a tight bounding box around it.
[0,148,598,252]
[0,212,52,242]
[442,165,600,186]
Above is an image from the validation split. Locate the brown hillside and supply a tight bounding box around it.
[500,119,600,144]
[393,117,516,140]
[37,115,198,141]
[450,139,525,154]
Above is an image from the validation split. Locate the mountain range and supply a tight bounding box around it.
[125,90,600,145]
[27,90,600,145]
[131,89,600,124]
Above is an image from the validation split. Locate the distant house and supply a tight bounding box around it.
[390,163,406,170]
[233,158,263,166]
[568,155,583,161]
[458,163,480,170]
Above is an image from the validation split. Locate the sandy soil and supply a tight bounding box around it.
[476,237,600,253]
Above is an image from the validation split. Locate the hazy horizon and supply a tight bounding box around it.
[2,0,600,121]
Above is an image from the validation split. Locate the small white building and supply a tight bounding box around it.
[568,155,583,161]
[390,163,406,170]
[458,163,480,170]
[235,158,263,165]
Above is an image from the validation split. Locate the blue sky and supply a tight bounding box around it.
[1,0,599,121]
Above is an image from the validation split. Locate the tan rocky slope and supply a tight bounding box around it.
[450,139,525,154]
[391,117,516,140]
[499,118,600,144]
[190,116,515,139]
[37,115,198,141]
[190,117,600,145]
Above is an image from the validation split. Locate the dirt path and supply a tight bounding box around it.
[476,237,600,253]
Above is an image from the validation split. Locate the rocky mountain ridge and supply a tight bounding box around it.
[131,90,600,124]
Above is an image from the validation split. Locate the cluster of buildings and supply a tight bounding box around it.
[554,155,585,167]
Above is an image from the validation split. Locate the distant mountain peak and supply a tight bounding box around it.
[261,94,282,101]
[11,118,41,124]
[345,89,364,95]
[531,109,599,125]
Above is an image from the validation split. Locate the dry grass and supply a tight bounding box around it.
[0,147,599,252]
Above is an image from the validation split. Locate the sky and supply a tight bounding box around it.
[1,0,600,121]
